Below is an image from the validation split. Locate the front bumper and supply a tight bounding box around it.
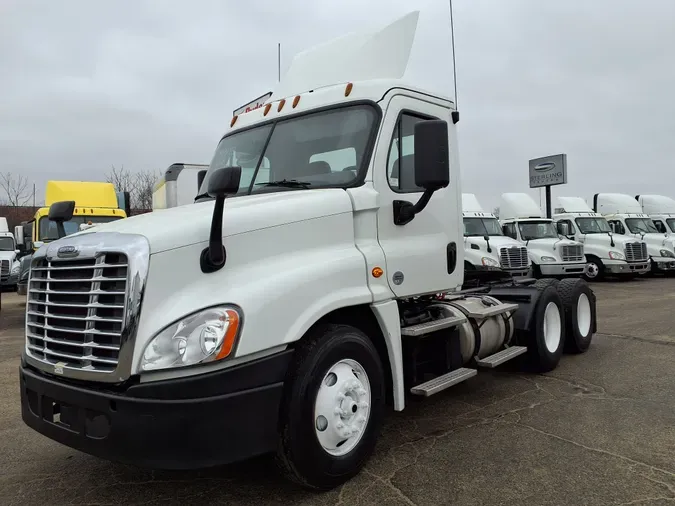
[20,349,293,469]
[604,260,650,275]
[504,267,530,278]
[539,262,587,276]
[651,256,675,271]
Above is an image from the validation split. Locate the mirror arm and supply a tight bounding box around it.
[393,188,436,226]
[200,195,227,273]
[56,222,66,239]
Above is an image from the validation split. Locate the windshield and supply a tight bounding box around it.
[518,220,558,240]
[0,237,15,251]
[667,218,675,233]
[576,217,612,234]
[463,218,503,237]
[625,218,659,234]
[197,105,379,198]
[38,216,124,241]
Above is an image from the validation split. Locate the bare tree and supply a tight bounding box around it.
[105,165,161,211]
[0,172,32,206]
[492,206,500,218]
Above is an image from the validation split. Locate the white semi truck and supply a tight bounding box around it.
[461,193,531,278]
[152,162,209,210]
[594,193,675,274]
[635,194,675,236]
[499,193,587,278]
[19,12,598,490]
[553,196,650,280]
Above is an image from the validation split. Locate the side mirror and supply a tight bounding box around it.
[33,241,44,250]
[201,166,242,273]
[14,225,24,246]
[14,249,19,255]
[48,200,76,239]
[557,222,570,236]
[394,120,450,226]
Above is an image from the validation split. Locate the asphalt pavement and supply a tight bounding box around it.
[0,278,673,506]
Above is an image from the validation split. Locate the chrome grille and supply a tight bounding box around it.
[25,253,128,373]
[561,245,584,262]
[500,246,529,269]
[0,260,8,282]
[624,242,648,262]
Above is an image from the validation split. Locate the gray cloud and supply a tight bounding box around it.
[1,0,674,209]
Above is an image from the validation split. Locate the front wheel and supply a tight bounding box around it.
[277,324,385,490]
[583,258,604,282]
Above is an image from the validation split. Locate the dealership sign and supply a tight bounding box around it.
[528,153,567,188]
[233,92,273,117]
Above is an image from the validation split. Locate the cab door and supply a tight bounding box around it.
[373,93,463,297]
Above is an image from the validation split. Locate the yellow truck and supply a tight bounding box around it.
[15,180,127,294]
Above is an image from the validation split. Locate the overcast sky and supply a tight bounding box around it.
[1,0,674,210]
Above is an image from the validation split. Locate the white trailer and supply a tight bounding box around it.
[553,196,651,280]
[152,163,209,210]
[635,194,675,235]
[499,193,587,278]
[20,12,598,491]
[461,193,531,278]
[594,193,675,274]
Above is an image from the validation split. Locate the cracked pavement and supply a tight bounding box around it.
[1,278,674,505]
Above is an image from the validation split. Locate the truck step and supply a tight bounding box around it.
[410,368,477,396]
[475,346,527,368]
[465,302,519,319]
[401,314,467,337]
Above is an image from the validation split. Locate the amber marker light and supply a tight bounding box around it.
[278,99,286,112]
[264,103,272,116]
[230,115,238,127]
[372,267,384,278]
[345,82,353,97]
[292,95,301,108]
[215,309,241,360]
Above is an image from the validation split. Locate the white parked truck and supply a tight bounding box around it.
[0,217,20,290]
[20,12,598,491]
[553,196,650,280]
[594,193,675,274]
[499,193,587,278]
[152,162,209,210]
[635,194,675,236]
[462,193,531,278]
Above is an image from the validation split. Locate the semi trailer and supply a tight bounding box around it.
[19,11,598,491]
[553,196,650,280]
[461,193,531,278]
[152,163,209,210]
[594,193,675,274]
[499,193,587,278]
[635,194,675,235]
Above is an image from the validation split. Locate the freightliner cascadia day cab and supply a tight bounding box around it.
[594,193,675,274]
[20,12,598,490]
[14,181,127,296]
[152,163,209,210]
[635,194,675,236]
[0,217,20,291]
[499,193,587,278]
[461,193,531,278]
[553,196,650,280]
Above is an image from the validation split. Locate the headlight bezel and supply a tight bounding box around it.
[540,256,557,263]
[481,256,500,267]
[140,304,243,373]
[659,249,675,258]
[608,251,625,260]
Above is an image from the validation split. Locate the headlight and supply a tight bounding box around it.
[659,249,675,258]
[481,256,500,267]
[540,256,556,263]
[608,251,625,260]
[10,263,20,275]
[140,306,241,372]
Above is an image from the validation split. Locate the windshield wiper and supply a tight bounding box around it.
[256,179,312,188]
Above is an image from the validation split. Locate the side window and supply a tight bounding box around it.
[387,113,429,193]
[557,219,576,235]
[503,223,518,240]
[653,220,666,233]
[608,220,625,234]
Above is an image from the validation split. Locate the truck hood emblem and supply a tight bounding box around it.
[57,245,79,258]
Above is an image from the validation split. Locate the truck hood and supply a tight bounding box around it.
[464,235,523,251]
[639,233,675,251]
[0,250,16,263]
[582,234,639,248]
[70,189,354,254]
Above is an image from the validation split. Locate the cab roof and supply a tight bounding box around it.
[499,193,544,220]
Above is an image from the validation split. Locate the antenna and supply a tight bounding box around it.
[448,0,458,109]
[277,43,281,82]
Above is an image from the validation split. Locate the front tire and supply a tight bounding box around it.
[277,324,385,490]
[522,285,565,372]
[583,258,604,282]
[558,278,595,353]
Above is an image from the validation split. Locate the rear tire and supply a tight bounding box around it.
[276,324,385,491]
[522,285,565,372]
[558,278,595,354]
[533,278,559,290]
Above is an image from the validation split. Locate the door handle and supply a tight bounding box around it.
[447,242,457,274]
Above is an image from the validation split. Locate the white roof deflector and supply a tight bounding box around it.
[271,11,420,100]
